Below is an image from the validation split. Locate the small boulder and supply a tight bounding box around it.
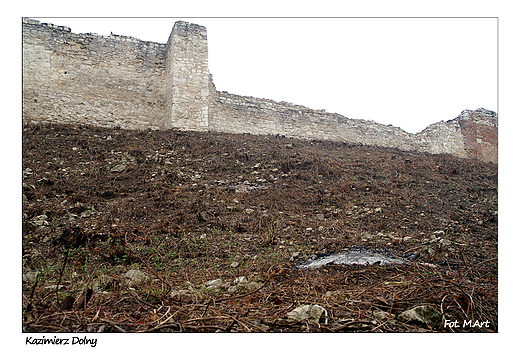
[123,269,150,287]
[373,309,394,321]
[30,215,49,227]
[22,270,40,283]
[244,281,263,291]
[397,305,442,329]
[205,278,223,289]
[80,208,96,218]
[287,304,326,324]
[170,282,204,300]
[233,276,248,284]
[360,232,374,241]
[110,164,127,173]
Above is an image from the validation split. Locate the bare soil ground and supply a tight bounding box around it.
[22,123,498,333]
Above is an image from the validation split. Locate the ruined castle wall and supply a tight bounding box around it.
[414,119,468,158]
[22,18,168,130]
[209,89,467,154]
[209,89,497,162]
[166,21,210,131]
[458,108,498,163]
[22,18,497,163]
[210,90,342,140]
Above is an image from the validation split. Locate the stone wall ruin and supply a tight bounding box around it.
[22,18,498,163]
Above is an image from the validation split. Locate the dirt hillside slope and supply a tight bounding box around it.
[22,123,498,332]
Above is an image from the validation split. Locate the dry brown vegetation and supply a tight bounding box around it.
[22,123,497,332]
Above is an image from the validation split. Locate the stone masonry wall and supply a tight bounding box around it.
[209,87,479,160]
[22,18,168,130]
[22,18,498,163]
[166,21,210,131]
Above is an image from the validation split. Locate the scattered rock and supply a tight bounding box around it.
[287,304,326,323]
[30,214,49,227]
[230,181,268,193]
[123,269,150,287]
[290,252,300,261]
[110,164,127,173]
[397,305,442,329]
[227,275,263,293]
[244,281,263,291]
[72,202,88,214]
[45,284,64,290]
[22,270,40,283]
[376,231,399,242]
[23,248,41,259]
[373,310,394,321]
[323,290,342,300]
[198,211,210,222]
[170,282,204,300]
[80,208,96,218]
[230,261,240,268]
[245,208,254,215]
[316,213,325,221]
[360,232,374,241]
[233,276,247,284]
[205,278,223,289]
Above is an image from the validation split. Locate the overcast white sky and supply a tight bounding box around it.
[34,17,497,134]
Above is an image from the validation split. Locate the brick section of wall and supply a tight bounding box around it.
[458,108,498,163]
